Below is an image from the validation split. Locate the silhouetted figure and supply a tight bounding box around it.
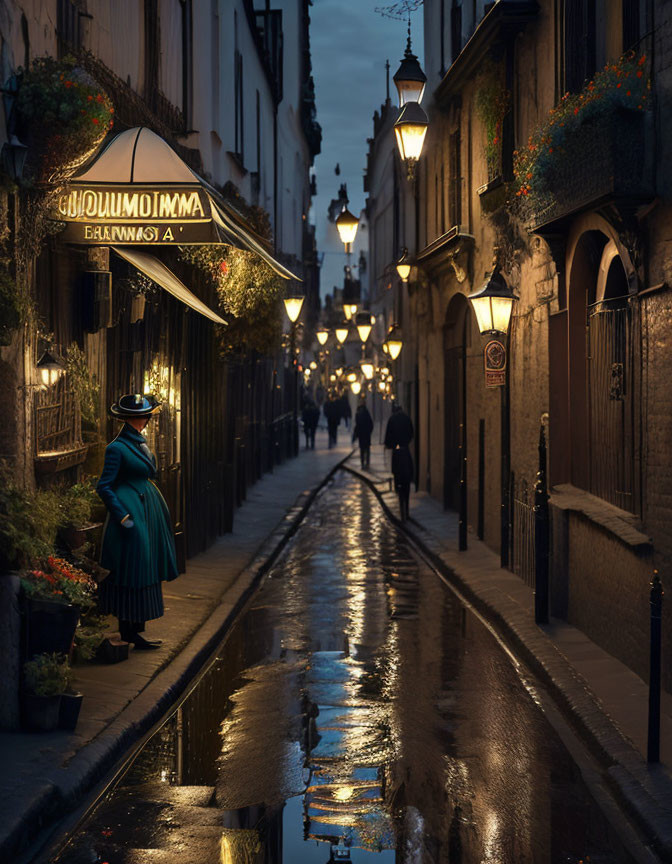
[302,400,320,450]
[323,399,341,448]
[352,403,374,469]
[384,403,414,521]
[340,394,352,430]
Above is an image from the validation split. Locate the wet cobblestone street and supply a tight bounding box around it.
[52,474,635,863]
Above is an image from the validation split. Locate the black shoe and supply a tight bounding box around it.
[132,634,163,650]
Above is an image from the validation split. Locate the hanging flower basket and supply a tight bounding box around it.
[512,52,651,228]
[13,56,114,184]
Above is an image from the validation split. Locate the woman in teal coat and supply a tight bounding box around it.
[96,394,178,649]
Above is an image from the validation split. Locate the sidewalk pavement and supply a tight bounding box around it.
[348,444,672,861]
[0,429,351,861]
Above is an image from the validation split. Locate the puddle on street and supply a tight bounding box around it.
[53,474,634,863]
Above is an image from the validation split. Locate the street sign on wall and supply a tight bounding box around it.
[484,339,506,387]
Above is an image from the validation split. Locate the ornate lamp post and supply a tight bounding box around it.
[283,288,305,457]
[316,326,329,347]
[355,311,372,345]
[468,264,519,568]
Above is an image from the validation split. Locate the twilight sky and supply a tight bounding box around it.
[310,0,423,299]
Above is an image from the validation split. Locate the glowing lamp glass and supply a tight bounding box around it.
[336,208,359,246]
[361,361,374,380]
[335,326,349,345]
[283,296,304,323]
[316,328,329,345]
[343,303,358,320]
[394,102,429,162]
[396,262,411,282]
[356,323,372,343]
[386,338,403,360]
[468,270,518,335]
[351,380,362,395]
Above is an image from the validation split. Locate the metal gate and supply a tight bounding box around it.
[512,479,535,589]
[587,302,635,512]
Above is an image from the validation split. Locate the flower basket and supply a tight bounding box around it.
[14,56,114,184]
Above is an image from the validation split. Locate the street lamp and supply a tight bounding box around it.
[396,248,412,283]
[36,348,65,387]
[316,326,329,346]
[360,360,374,380]
[335,322,349,345]
[283,290,304,324]
[394,102,428,179]
[467,266,518,335]
[336,207,359,249]
[343,302,358,321]
[383,323,403,360]
[393,30,427,106]
[355,311,372,344]
[283,287,305,458]
[351,380,362,395]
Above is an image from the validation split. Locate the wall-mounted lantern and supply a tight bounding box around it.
[467,266,518,336]
[36,348,65,387]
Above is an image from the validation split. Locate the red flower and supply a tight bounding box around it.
[626,90,631,96]
[219,261,229,275]
[617,82,622,88]
[65,80,72,88]
[639,55,647,66]
[87,95,93,101]
[574,107,580,114]
[637,70,643,78]
[92,117,99,125]
[96,93,103,103]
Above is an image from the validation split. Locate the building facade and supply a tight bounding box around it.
[367,0,672,690]
[0,0,320,727]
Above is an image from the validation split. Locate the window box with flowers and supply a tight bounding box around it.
[512,53,652,230]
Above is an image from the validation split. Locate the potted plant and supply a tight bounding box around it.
[22,652,70,732]
[21,557,97,659]
[57,479,102,551]
[58,688,83,731]
[21,568,81,659]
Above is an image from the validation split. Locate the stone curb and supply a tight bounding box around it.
[344,461,672,863]
[3,451,352,862]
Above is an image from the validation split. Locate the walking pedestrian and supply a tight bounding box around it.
[96,394,179,650]
[323,398,340,448]
[384,402,414,521]
[352,402,374,469]
[302,399,320,449]
[340,394,352,430]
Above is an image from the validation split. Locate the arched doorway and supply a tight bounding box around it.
[563,226,637,512]
[443,294,470,512]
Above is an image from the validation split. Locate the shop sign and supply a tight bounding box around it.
[484,339,506,387]
[52,184,215,244]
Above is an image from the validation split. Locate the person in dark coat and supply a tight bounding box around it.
[323,398,340,448]
[352,403,374,469]
[384,403,414,521]
[302,399,320,449]
[96,394,178,649]
[340,394,352,430]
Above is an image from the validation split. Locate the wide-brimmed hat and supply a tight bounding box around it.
[110,393,161,418]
